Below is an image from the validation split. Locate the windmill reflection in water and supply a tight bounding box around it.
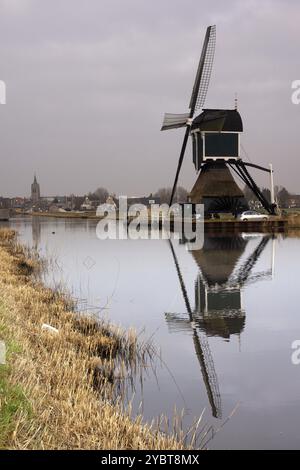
[165,233,276,419]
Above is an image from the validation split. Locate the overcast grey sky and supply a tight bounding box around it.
[0,0,299,197]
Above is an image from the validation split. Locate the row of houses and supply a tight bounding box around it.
[247,195,300,210]
[2,193,300,212]
[288,195,300,208]
[0,194,162,213]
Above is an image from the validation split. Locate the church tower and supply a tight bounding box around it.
[31,174,40,202]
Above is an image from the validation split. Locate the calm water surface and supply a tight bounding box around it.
[3,216,300,450]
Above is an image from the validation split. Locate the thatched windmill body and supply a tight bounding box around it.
[161,26,276,215]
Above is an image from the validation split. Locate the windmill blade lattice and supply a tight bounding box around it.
[162,25,217,206]
[190,25,216,115]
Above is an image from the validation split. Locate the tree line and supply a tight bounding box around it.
[84,186,189,205]
[243,185,292,208]
[76,184,293,209]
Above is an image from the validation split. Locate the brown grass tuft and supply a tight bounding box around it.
[0,229,189,450]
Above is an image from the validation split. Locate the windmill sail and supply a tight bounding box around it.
[161,113,190,131]
[161,25,216,133]
[164,25,216,206]
[189,25,216,114]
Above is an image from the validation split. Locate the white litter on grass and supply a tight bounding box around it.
[41,323,59,334]
[0,340,6,364]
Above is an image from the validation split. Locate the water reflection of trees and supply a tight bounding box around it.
[32,216,41,249]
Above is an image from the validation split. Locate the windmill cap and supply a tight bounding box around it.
[192,108,243,132]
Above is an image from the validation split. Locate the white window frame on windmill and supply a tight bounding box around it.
[191,130,204,172]
[201,130,241,161]
[191,128,242,168]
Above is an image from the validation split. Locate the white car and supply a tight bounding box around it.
[237,210,269,222]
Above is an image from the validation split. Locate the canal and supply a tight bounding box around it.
[4,216,300,450]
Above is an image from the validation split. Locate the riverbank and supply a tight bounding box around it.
[0,209,9,221]
[32,210,101,219]
[0,229,187,450]
[286,213,300,229]
[30,210,289,234]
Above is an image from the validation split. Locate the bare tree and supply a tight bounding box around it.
[261,187,271,204]
[243,185,256,202]
[277,187,290,208]
[73,196,85,210]
[154,186,188,204]
[88,187,109,203]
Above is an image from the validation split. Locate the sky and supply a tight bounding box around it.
[0,0,299,197]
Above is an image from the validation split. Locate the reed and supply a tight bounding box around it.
[287,213,300,229]
[0,228,195,450]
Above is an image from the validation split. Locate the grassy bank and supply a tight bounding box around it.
[286,213,300,229]
[32,210,291,230]
[32,211,101,219]
[0,229,188,450]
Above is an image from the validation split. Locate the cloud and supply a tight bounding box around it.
[0,0,299,197]
[1,0,32,15]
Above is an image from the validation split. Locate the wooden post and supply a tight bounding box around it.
[269,163,275,205]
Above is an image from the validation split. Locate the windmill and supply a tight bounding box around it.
[161,25,276,215]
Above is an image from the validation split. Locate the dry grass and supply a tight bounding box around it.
[0,229,188,450]
[32,211,99,219]
[287,213,300,229]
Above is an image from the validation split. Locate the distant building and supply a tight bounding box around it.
[106,195,117,207]
[0,197,12,209]
[80,196,93,211]
[11,197,25,208]
[118,195,161,207]
[31,174,41,202]
[248,199,262,211]
[288,195,300,208]
[96,195,117,215]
